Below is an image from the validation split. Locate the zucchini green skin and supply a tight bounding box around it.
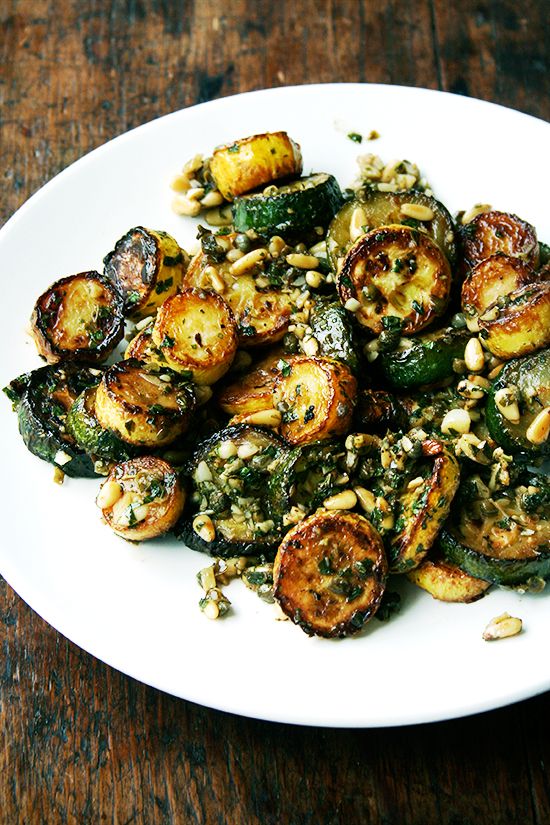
[540,241,550,267]
[14,364,102,477]
[309,301,360,374]
[486,348,550,455]
[377,328,468,390]
[66,387,136,462]
[175,518,280,559]
[231,173,343,236]
[439,529,550,585]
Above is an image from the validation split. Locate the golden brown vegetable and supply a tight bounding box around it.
[31,271,124,364]
[217,350,288,415]
[97,456,185,541]
[407,558,490,602]
[459,210,539,273]
[209,131,302,200]
[152,288,238,384]
[273,510,387,637]
[461,253,535,331]
[337,224,451,334]
[478,282,550,359]
[272,356,356,445]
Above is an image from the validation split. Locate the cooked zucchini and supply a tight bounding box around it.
[103,227,187,319]
[66,387,135,462]
[273,510,387,637]
[398,386,465,432]
[337,225,451,334]
[327,190,457,273]
[478,282,550,359]
[217,350,286,415]
[309,300,360,373]
[459,210,539,273]
[9,364,103,477]
[440,529,550,586]
[95,359,195,447]
[209,131,302,201]
[354,389,408,434]
[124,322,168,369]
[407,558,490,602]
[30,271,124,364]
[97,456,185,541]
[390,441,460,573]
[461,253,535,332]
[485,348,550,455]
[178,425,286,557]
[232,173,342,236]
[377,327,469,390]
[273,356,357,445]
[151,288,238,385]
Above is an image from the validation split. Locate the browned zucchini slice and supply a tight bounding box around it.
[103,227,187,319]
[407,558,490,602]
[459,210,539,273]
[95,359,195,447]
[217,350,287,415]
[390,441,460,573]
[97,456,185,540]
[273,356,357,445]
[461,253,535,331]
[273,510,387,637]
[478,282,550,359]
[30,271,124,363]
[337,225,451,334]
[151,288,238,385]
[209,131,302,201]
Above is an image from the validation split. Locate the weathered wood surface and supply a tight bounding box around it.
[1,1,549,823]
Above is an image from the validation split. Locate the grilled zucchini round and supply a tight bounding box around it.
[459,210,539,273]
[95,359,195,447]
[461,253,535,332]
[478,282,550,359]
[273,510,388,637]
[151,288,238,385]
[30,271,124,364]
[273,355,357,445]
[217,350,287,415]
[66,387,135,462]
[407,558,490,602]
[377,327,469,390]
[103,227,187,319]
[337,225,452,334]
[97,456,185,541]
[309,300,360,374]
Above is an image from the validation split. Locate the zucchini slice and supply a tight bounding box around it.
[354,388,408,434]
[11,364,103,477]
[337,224,452,334]
[273,510,387,638]
[461,253,535,332]
[327,190,457,273]
[124,322,168,369]
[66,387,136,462]
[103,227,187,319]
[95,359,195,447]
[209,131,302,201]
[459,210,539,273]
[377,327,469,390]
[30,272,124,364]
[178,425,287,557]
[390,442,460,573]
[486,348,550,455]
[97,456,185,541]
[273,355,357,446]
[232,173,342,236]
[407,558,490,602]
[151,288,238,385]
[478,283,550,359]
[217,350,286,415]
[309,300,360,374]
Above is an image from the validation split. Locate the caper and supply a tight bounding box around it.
[234,233,252,253]
[377,328,401,353]
[283,332,300,354]
[451,312,467,329]
[363,283,381,301]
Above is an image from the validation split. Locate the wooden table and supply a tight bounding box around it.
[1,2,549,822]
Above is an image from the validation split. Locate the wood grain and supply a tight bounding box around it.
[1,1,549,823]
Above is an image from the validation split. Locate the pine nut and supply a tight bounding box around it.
[193,514,216,543]
[237,442,259,459]
[205,205,233,227]
[461,204,492,224]
[239,409,282,428]
[494,387,520,424]
[407,476,424,491]
[170,173,191,193]
[230,248,268,275]
[305,270,323,289]
[198,565,217,591]
[172,194,202,217]
[457,379,486,400]
[187,186,205,201]
[441,408,471,435]
[464,337,485,372]
[482,612,522,641]
[376,496,394,530]
[218,440,238,459]
[381,159,401,182]
[400,203,434,221]
[195,460,213,483]
[96,480,123,510]
[268,236,287,257]
[210,271,226,293]
[203,600,220,620]
[469,375,491,389]
[526,407,550,445]
[200,190,224,208]
[323,490,357,510]
[344,298,361,313]
[301,335,319,356]
[286,253,319,270]
[354,487,376,513]
[54,449,73,466]
[488,363,504,380]
[349,206,368,242]
[132,503,150,523]
[226,248,244,263]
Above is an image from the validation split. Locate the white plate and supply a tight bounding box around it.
[1,84,549,728]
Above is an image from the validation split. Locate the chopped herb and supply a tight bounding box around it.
[304,405,315,423]
[161,334,175,348]
[412,300,424,314]
[148,404,166,414]
[392,258,403,273]
[227,143,240,154]
[126,291,141,305]
[381,315,403,331]
[155,277,174,295]
[277,359,292,377]
[375,591,401,622]
[354,559,373,578]
[347,132,363,143]
[318,557,333,574]
[239,324,257,337]
[163,253,183,267]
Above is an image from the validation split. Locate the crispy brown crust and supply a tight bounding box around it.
[459,210,539,273]
[407,559,490,603]
[461,253,535,318]
[479,282,550,359]
[273,510,387,637]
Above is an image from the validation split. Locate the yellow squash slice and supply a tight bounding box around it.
[217,349,288,415]
[407,558,490,603]
[461,252,535,332]
[479,282,550,359]
[459,210,539,273]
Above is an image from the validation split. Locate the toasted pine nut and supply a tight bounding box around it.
[170,173,191,193]
[494,387,520,424]
[461,203,492,224]
[237,442,259,459]
[200,190,224,208]
[525,407,550,445]
[230,248,268,275]
[205,205,233,227]
[226,248,244,263]
[268,236,287,257]
[464,337,485,372]
[305,270,323,289]
[203,600,220,619]
[172,194,202,217]
[198,565,217,591]
[195,460,213,483]
[441,408,471,435]
[186,186,205,201]
[349,206,368,242]
[132,503,150,523]
[457,379,486,400]
[301,335,319,356]
[407,476,425,491]
[400,203,434,221]
[239,409,282,428]
[376,496,394,530]
[482,612,522,641]
[344,298,361,313]
[193,514,216,543]
[96,480,123,510]
[488,363,504,380]
[286,253,319,270]
[323,490,357,510]
[218,440,238,459]
[210,271,226,293]
[354,487,376,513]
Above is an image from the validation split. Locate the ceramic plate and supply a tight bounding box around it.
[1,84,548,727]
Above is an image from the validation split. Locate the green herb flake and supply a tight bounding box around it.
[347,132,363,143]
[317,557,333,575]
[277,359,292,377]
[155,276,174,295]
[227,143,240,154]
